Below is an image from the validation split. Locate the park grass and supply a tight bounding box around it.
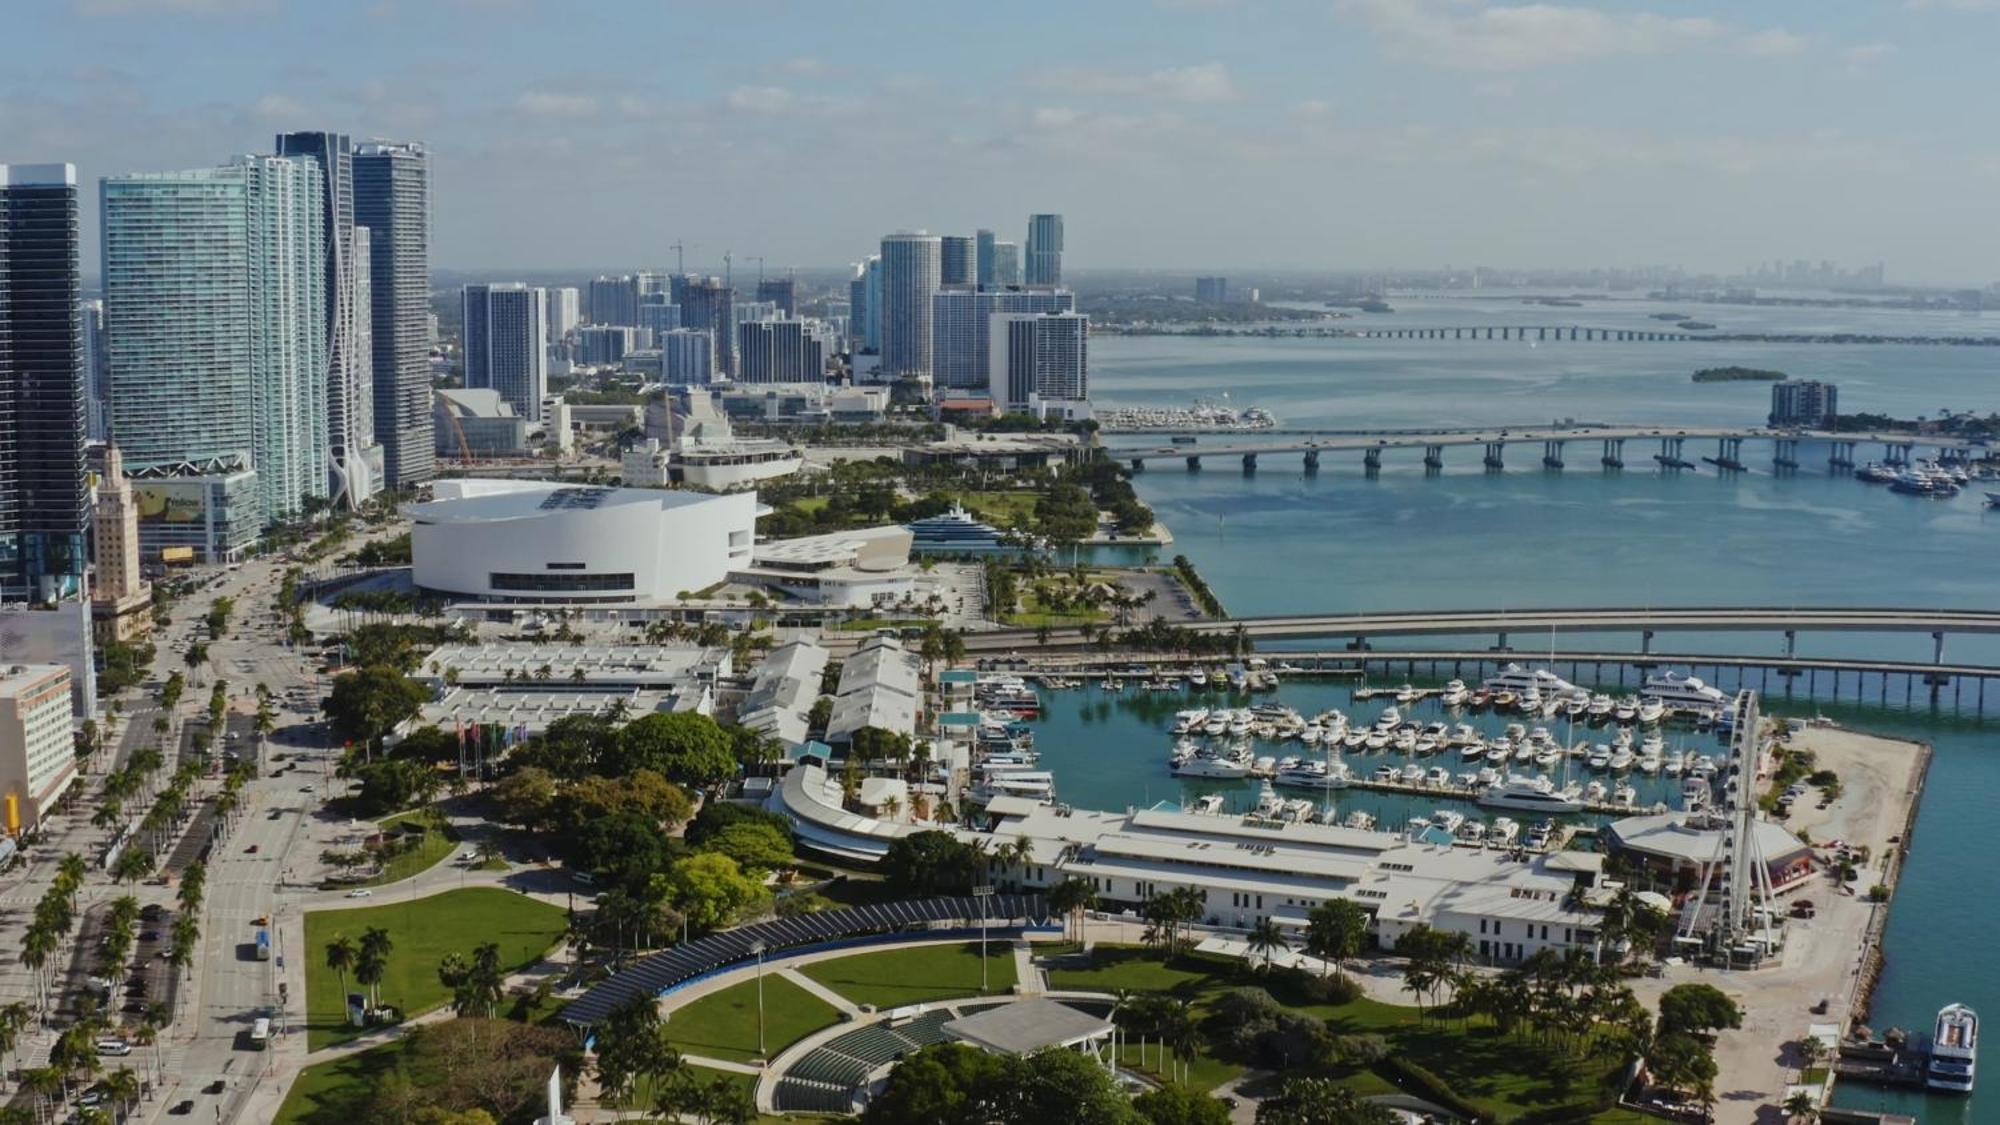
[830,617,932,633]
[799,941,1017,1008]
[274,1037,404,1124]
[351,808,458,888]
[302,887,568,1050]
[951,490,1042,528]
[1044,945,1624,1117]
[664,974,842,1064]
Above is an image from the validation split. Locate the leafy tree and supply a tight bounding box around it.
[323,665,430,750]
[490,766,557,829]
[685,801,793,849]
[881,830,979,897]
[659,852,771,932]
[1304,898,1369,980]
[1658,982,1743,1037]
[1647,1030,1720,1099]
[611,712,737,786]
[1255,1077,1396,1125]
[1133,1083,1232,1125]
[556,769,692,828]
[569,812,677,893]
[699,821,794,874]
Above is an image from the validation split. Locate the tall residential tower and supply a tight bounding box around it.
[1025,213,1063,287]
[0,164,88,602]
[879,233,941,380]
[353,141,433,490]
[461,284,548,423]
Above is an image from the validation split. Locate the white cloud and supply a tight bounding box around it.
[513,90,597,120]
[1333,1,1810,71]
[252,93,305,122]
[1738,28,1806,58]
[1031,62,1242,104]
[727,85,795,114]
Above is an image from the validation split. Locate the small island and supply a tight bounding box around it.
[1692,365,1786,383]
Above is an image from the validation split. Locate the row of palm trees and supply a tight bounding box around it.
[323,927,396,1020]
[18,854,91,1019]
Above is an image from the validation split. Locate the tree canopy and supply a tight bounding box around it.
[882,830,980,898]
[611,712,738,787]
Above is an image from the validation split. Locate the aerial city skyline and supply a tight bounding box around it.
[4,6,2000,1125]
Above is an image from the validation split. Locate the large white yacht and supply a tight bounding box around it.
[1481,664,1579,700]
[1172,746,1254,779]
[1477,774,1584,813]
[1930,1003,1978,1093]
[1641,670,1730,712]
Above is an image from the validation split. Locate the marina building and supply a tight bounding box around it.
[767,769,1604,964]
[901,430,1083,472]
[929,287,1075,391]
[410,479,756,604]
[461,283,548,422]
[0,663,78,836]
[1769,379,1838,428]
[880,233,941,380]
[353,140,433,489]
[1601,809,1815,892]
[0,164,89,603]
[1025,213,1063,286]
[824,635,922,746]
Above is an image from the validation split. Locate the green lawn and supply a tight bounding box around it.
[350,809,459,888]
[275,1039,405,1124]
[799,941,1017,1007]
[664,974,842,1064]
[1044,946,1625,1118]
[303,887,569,1049]
[952,490,1042,528]
[830,617,932,633]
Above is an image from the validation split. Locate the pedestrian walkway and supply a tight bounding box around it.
[1012,941,1041,995]
[778,967,862,1016]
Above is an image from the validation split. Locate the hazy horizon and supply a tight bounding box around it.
[7,1,1999,286]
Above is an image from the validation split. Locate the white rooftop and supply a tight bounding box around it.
[412,479,735,523]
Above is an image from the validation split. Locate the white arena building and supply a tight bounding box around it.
[411,479,757,603]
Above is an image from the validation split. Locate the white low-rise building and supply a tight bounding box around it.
[0,664,78,836]
[824,635,922,745]
[733,525,916,608]
[411,479,757,604]
[735,641,830,749]
[766,766,1603,965]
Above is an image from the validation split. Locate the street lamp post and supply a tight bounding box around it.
[973,885,995,992]
[750,940,767,1061]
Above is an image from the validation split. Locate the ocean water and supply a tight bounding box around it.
[1040,311,2000,1121]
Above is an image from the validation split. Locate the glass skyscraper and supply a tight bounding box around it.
[879,233,941,380]
[0,164,88,602]
[100,156,328,530]
[353,141,433,490]
[276,130,382,508]
[1026,213,1064,286]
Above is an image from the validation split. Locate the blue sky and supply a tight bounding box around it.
[5,0,1998,282]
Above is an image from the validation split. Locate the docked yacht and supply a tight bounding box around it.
[968,769,1056,805]
[1393,684,1420,704]
[1641,670,1730,713]
[1342,810,1378,831]
[1441,679,1470,706]
[1430,809,1466,834]
[1613,697,1640,723]
[1929,1003,1978,1093]
[1459,740,1489,761]
[1251,782,1285,819]
[1586,693,1615,719]
[1562,693,1590,719]
[1488,817,1521,845]
[1636,698,1666,725]
[1202,710,1230,736]
[1608,747,1636,771]
[1478,774,1585,813]
[1190,793,1227,815]
[1171,709,1209,735]
[1274,758,1350,790]
[1228,712,1254,738]
[1172,746,1254,779]
[1482,663,1580,700]
[1375,706,1403,731]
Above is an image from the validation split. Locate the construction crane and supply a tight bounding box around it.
[722,251,732,290]
[746,256,766,284]
[670,240,690,275]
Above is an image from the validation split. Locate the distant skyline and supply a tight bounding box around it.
[5,1,1999,283]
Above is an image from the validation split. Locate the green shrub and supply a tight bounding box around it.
[1372,1056,1488,1123]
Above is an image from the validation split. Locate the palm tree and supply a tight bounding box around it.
[1303,897,1368,981]
[357,926,394,1010]
[324,935,357,1011]
[1247,918,1289,971]
[0,1002,28,1091]
[1783,1091,1817,1123]
[1047,877,1099,943]
[102,1067,139,1123]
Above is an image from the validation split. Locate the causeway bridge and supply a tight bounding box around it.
[1347,325,1693,341]
[1107,425,1989,474]
[965,606,2000,658]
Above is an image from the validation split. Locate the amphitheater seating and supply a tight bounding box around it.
[774,1077,853,1115]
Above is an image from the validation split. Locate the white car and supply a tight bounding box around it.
[345,889,372,899]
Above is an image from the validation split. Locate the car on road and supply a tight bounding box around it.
[252,915,267,926]
[95,1038,131,1056]
[244,844,259,854]
[268,809,283,820]
[346,889,372,898]
[170,1099,194,1115]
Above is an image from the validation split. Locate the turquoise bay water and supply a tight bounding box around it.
[1047,315,2000,1121]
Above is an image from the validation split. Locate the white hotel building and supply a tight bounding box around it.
[0,664,78,836]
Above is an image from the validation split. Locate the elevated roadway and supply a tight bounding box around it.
[963,606,2000,659]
